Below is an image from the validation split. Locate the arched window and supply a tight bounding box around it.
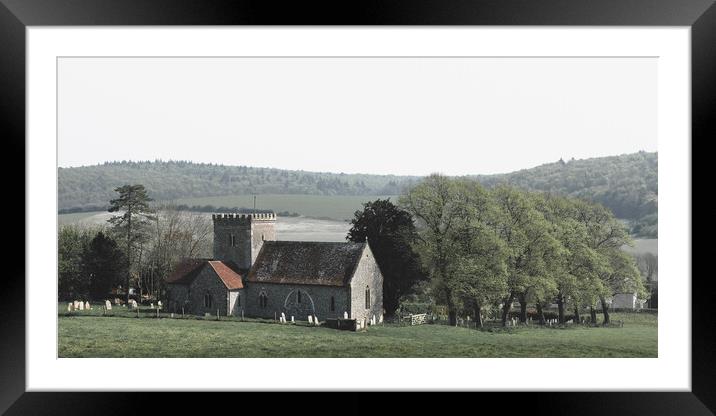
[330,296,335,312]
[297,290,302,304]
[365,286,370,309]
[204,293,212,308]
[259,292,267,308]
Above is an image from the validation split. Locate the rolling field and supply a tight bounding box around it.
[58,306,657,358]
[171,194,399,221]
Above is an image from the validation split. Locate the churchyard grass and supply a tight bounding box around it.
[58,303,656,358]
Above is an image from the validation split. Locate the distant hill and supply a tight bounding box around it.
[58,152,657,237]
[472,151,657,236]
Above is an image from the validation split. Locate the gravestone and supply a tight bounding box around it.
[308,315,313,324]
[291,316,295,323]
[78,302,84,311]
[67,303,72,312]
[157,301,162,310]
[344,311,348,319]
[150,303,154,309]
[379,314,383,324]
[314,316,319,326]
[85,301,91,310]
[105,300,112,310]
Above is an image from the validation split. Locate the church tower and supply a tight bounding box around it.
[212,212,277,270]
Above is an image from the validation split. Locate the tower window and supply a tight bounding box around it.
[365,286,371,309]
[230,234,236,247]
[204,293,212,308]
[330,296,335,312]
[297,291,302,304]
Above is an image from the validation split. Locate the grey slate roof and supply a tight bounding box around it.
[246,241,367,286]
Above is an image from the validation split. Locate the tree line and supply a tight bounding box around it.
[59,185,213,302]
[59,180,654,324]
[348,175,651,326]
[58,153,657,238]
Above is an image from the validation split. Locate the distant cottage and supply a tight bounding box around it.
[166,212,384,322]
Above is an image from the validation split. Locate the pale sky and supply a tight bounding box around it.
[58,57,657,176]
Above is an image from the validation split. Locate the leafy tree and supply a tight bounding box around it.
[571,199,641,323]
[83,232,127,300]
[58,225,94,300]
[447,180,508,327]
[347,199,427,317]
[108,184,156,302]
[492,186,561,326]
[400,174,467,325]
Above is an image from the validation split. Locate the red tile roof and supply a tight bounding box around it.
[208,261,244,290]
[167,259,244,290]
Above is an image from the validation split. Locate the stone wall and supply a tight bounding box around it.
[349,244,384,323]
[243,282,349,321]
[166,265,237,316]
[213,213,276,269]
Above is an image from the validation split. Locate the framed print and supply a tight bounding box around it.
[2,0,714,414]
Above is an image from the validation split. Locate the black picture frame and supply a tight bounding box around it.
[2,0,712,414]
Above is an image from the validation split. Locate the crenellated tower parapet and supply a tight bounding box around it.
[212,211,276,270]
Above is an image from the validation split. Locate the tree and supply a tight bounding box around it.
[571,199,640,324]
[147,205,213,300]
[83,232,127,300]
[448,180,508,328]
[400,174,466,325]
[108,184,156,303]
[636,252,658,308]
[58,225,95,300]
[492,186,560,326]
[346,199,426,317]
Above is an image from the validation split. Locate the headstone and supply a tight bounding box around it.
[379,314,383,324]
[308,315,313,324]
[372,314,376,325]
[291,316,295,323]
[85,301,91,310]
[114,298,120,305]
[281,312,286,321]
[150,303,154,309]
[157,301,162,310]
[344,311,348,319]
[67,303,72,312]
[73,301,79,310]
[314,316,319,326]
[78,302,84,311]
[105,300,112,310]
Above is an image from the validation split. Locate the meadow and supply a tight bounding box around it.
[171,194,399,221]
[58,305,657,358]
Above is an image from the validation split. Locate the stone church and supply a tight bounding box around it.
[166,212,384,323]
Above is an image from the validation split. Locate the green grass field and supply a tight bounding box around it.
[58,304,657,358]
[171,194,399,221]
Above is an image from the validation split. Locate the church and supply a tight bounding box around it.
[165,212,384,323]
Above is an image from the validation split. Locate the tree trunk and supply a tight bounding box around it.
[573,306,580,323]
[536,301,545,325]
[590,306,598,325]
[557,295,565,324]
[518,292,528,323]
[501,292,515,327]
[600,296,610,325]
[474,303,483,328]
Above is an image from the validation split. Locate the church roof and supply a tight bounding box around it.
[166,259,245,290]
[246,241,367,287]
